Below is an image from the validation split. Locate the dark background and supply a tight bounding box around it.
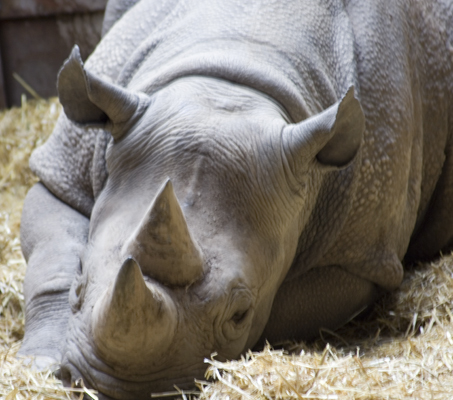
[0,0,108,109]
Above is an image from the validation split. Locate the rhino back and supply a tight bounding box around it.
[114,0,359,120]
[312,0,453,288]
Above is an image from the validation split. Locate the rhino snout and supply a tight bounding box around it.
[91,258,178,370]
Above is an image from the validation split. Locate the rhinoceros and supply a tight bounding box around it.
[19,0,453,398]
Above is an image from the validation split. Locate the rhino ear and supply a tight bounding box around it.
[282,86,365,171]
[57,45,150,140]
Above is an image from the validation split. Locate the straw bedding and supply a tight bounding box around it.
[1,98,453,399]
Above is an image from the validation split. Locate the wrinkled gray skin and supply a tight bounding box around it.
[19,0,453,398]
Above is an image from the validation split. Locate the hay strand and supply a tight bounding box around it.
[12,73,42,101]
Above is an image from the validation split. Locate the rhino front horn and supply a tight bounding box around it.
[124,179,205,287]
[91,258,177,367]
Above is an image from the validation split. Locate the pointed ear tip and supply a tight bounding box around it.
[65,45,84,70]
[58,46,84,83]
[340,86,364,116]
[70,44,82,58]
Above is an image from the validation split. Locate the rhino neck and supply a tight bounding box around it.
[123,44,311,123]
[286,158,362,281]
[115,0,359,122]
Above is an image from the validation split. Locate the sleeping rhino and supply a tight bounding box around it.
[19,0,453,398]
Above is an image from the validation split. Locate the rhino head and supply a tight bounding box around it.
[57,46,364,399]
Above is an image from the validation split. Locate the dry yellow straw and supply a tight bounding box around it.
[13,73,42,100]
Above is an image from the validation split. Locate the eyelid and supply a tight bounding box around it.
[69,276,84,312]
[228,289,253,322]
[231,308,249,324]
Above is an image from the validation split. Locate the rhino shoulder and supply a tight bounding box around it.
[30,113,109,217]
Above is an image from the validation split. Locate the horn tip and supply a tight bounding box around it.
[154,178,176,203]
[119,256,141,276]
[162,177,173,191]
[115,257,144,294]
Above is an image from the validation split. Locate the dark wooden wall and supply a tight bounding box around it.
[0,0,108,109]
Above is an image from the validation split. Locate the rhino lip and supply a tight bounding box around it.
[62,333,208,399]
[62,354,206,400]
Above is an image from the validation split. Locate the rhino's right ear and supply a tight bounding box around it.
[282,86,365,173]
[57,45,150,140]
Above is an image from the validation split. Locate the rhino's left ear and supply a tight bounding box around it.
[282,86,365,171]
[57,45,150,140]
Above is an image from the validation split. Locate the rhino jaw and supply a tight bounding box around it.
[91,258,177,369]
[123,178,205,287]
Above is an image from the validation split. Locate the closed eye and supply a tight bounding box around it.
[231,309,249,325]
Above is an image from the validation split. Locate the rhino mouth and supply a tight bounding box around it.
[60,352,206,400]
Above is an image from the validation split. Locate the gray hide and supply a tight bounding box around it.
[19,0,453,399]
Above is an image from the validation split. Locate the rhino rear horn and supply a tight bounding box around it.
[57,45,150,140]
[124,179,205,287]
[91,258,177,366]
[282,86,365,172]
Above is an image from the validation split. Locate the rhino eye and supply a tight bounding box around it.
[69,280,83,312]
[231,309,249,325]
[221,291,253,342]
[69,260,84,312]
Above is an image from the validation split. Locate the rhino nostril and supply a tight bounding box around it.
[59,365,73,387]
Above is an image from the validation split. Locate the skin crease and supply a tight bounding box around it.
[18,0,452,398]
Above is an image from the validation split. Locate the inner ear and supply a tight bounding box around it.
[316,87,365,167]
